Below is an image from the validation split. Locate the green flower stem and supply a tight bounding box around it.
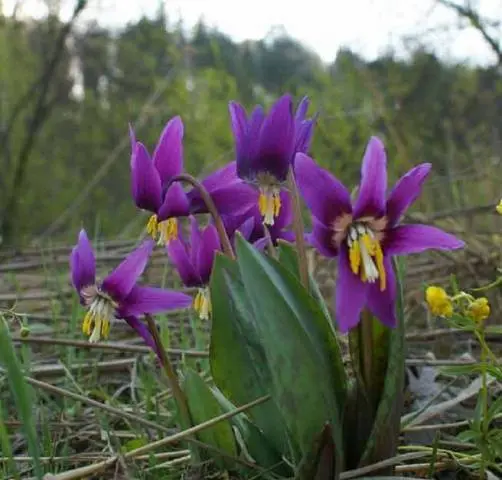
[165,173,235,260]
[145,314,192,430]
[475,325,489,480]
[287,167,309,289]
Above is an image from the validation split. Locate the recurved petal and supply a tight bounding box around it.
[335,245,368,333]
[385,224,465,256]
[255,94,295,182]
[131,142,162,213]
[70,229,96,292]
[386,163,431,226]
[208,182,259,217]
[152,116,184,184]
[366,256,397,328]
[157,182,190,220]
[200,161,238,192]
[294,120,315,155]
[247,105,266,163]
[166,237,201,287]
[295,153,352,226]
[295,96,310,122]
[122,315,158,354]
[121,285,193,317]
[229,101,249,161]
[197,224,221,284]
[102,239,155,301]
[353,136,388,218]
[189,215,202,267]
[307,218,338,258]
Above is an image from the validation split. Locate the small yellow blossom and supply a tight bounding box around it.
[467,297,490,323]
[425,286,453,318]
[496,199,502,215]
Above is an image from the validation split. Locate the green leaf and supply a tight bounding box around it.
[209,253,293,460]
[234,235,344,466]
[295,423,338,480]
[0,317,43,479]
[358,258,406,468]
[211,387,291,478]
[276,241,347,413]
[182,367,237,468]
[345,258,406,470]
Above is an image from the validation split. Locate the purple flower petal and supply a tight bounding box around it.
[353,137,387,218]
[295,96,310,122]
[157,182,190,220]
[200,161,238,192]
[189,216,202,267]
[366,256,397,328]
[206,182,259,217]
[386,163,432,226]
[152,116,184,185]
[255,94,295,182]
[294,121,315,155]
[121,285,192,317]
[247,105,265,162]
[131,142,162,213]
[197,224,220,284]
[229,102,249,164]
[102,240,155,301]
[335,245,368,333]
[295,153,352,226]
[122,315,159,354]
[166,237,201,287]
[308,218,338,258]
[70,229,96,293]
[385,224,465,256]
[237,215,259,242]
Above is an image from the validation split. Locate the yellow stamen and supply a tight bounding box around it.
[258,188,281,226]
[81,291,115,343]
[193,288,211,320]
[348,226,386,291]
[146,214,178,245]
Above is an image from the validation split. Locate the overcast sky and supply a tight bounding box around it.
[4,0,502,64]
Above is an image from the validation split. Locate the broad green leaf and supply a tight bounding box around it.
[211,386,291,478]
[295,423,338,480]
[276,241,347,413]
[235,235,344,466]
[0,317,43,479]
[182,367,237,468]
[209,253,293,460]
[357,258,406,468]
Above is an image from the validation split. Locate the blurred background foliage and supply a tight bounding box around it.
[1,3,502,246]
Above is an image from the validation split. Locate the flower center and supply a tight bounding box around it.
[256,172,282,226]
[80,285,117,343]
[346,223,386,291]
[146,215,178,245]
[193,287,211,320]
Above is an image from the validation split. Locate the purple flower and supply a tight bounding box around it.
[166,216,221,319]
[229,94,315,227]
[295,136,465,332]
[130,119,256,246]
[70,229,192,346]
[223,190,295,250]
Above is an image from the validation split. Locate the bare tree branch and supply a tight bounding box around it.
[437,0,502,65]
[0,0,87,245]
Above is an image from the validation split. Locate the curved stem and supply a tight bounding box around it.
[145,314,192,431]
[165,173,235,260]
[287,167,309,289]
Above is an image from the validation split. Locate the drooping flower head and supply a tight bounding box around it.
[166,216,221,320]
[296,137,465,332]
[70,229,192,347]
[131,119,258,245]
[223,190,295,250]
[229,94,315,227]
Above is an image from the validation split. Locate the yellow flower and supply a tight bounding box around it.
[496,199,502,215]
[468,297,490,323]
[425,286,453,318]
